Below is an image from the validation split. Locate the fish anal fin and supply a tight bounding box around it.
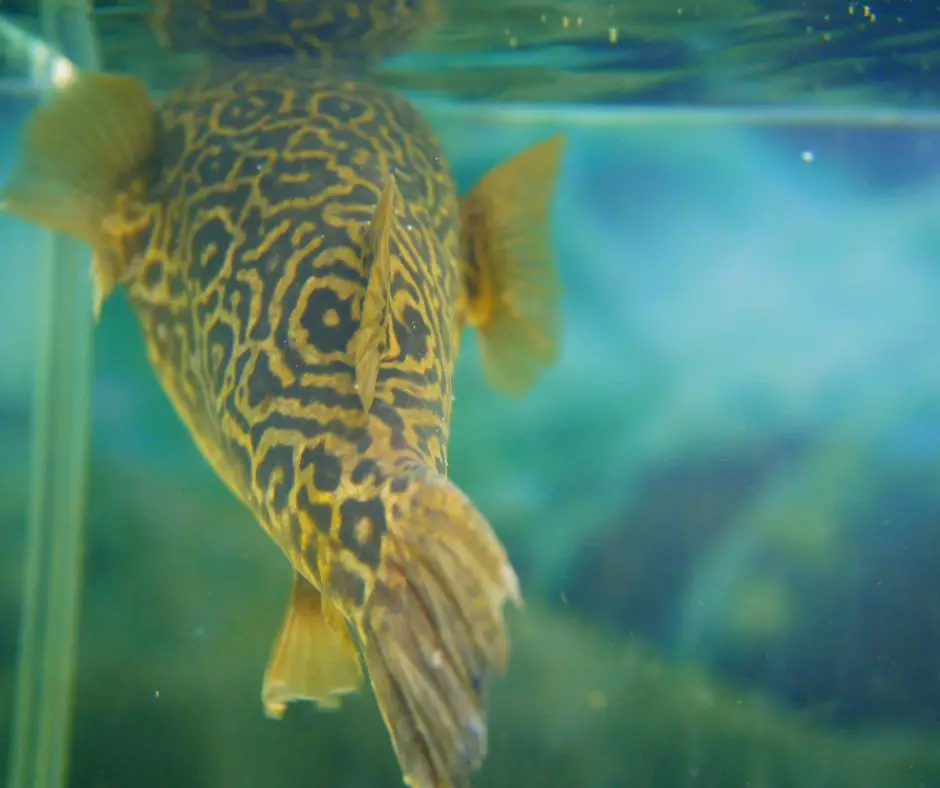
[354,176,400,412]
[1,68,158,318]
[262,573,363,718]
[459,134,566,397]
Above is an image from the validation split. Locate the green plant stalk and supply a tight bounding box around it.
[6,3,100,788]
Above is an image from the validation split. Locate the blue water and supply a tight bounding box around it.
[4,5,940,787]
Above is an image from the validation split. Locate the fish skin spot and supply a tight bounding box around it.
[327,562,366,608]
[298,287,356,356]
[338,497,385,567]
[304,442,342,494]
[351,458,378,485]
[354,515,374,546]
[297,485,333,537]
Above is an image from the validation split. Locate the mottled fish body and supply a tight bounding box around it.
[2,51,563,788]
[150,0,440,64]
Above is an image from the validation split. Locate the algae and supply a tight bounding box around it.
[1,451,938,786]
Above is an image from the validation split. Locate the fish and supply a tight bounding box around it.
[149,0,441,65]
[1,55,564,786]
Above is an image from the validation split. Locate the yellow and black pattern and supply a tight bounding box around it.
[127,63,460,607]
[2,39,564,784]
[150,0,441,64]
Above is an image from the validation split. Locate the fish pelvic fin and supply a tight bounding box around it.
[0,68,158,319]
[354,176,400,413]
[356,466,521,788]
[262,571,363,718]
[459,134,566,397]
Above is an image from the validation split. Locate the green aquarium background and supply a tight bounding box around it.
[5,6,940,787]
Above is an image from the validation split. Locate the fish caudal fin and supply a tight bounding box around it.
[354,176,400,413]
[1,68,157,318]
[262,572,363,717]
[459,135,566,397]
[358,469,520,788]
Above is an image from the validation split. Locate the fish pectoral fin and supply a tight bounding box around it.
[353,176,400,413]
[358,469,521,788]
[262,573,363,718]
[459,134,566,397]
[0,68,157,319]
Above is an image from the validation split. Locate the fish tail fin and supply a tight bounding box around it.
[459,134,566,397]
[262,572,363,717]
[354,176,400,413]
[1,68,158,317]
[355,466,520,788]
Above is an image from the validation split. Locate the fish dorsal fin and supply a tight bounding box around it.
[459,135,566,397]
[1,68,157,319]
[262,572,363,717]
[354,176,400,413]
